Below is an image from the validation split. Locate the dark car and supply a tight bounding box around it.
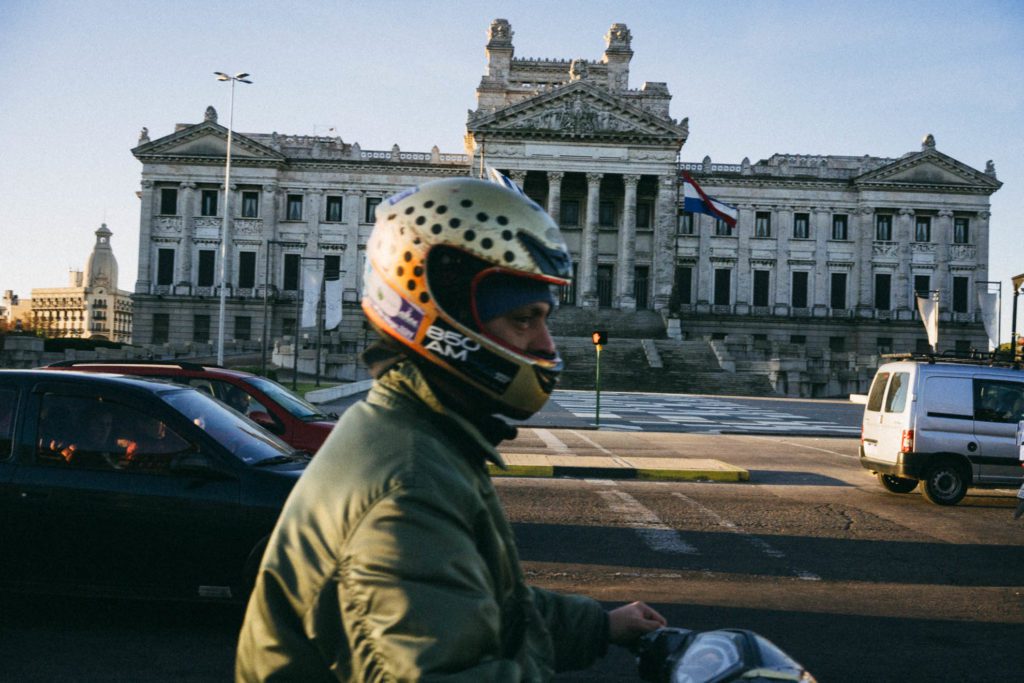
[0,369,308,602]
[46,361,337,453]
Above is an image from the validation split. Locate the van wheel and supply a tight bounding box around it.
[877,473,918,493]
[920,461,967,506]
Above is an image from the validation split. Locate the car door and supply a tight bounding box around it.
[972,376,1024,484]
[9,382,247,599]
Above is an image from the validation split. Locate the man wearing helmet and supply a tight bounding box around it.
[237,178,665,681]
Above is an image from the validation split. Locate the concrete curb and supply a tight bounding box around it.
[305,379,374,404]
[489,454,749,482]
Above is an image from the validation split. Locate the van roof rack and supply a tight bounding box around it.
[46,360,219,371]
[881,351,1022,369]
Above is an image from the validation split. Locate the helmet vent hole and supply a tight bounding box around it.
[437,205,448,214]
[397,266,404,276]
[415,216,426,225]
[431,224,442,235]
[460,199,473,208]
[413,266,423,277]
[464,230,476,241]
[387,213,397,220]
[404,207,415,215]
[501,230,513,240]
[497,216,509,226]
[419,292,430,304]
[449,218,461,228]
[403,251,413,262]
[481,238,493,249]
[503,251,515,263]
[423,200,435,208]
[406,280,416,291]
[476,212,489,222]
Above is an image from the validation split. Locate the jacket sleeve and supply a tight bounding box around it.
[529,585,609,671]
[337,483,527,682]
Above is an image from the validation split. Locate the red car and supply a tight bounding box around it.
[46,361,337,453]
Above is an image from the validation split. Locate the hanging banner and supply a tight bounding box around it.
[301,262,323,328]
[916,293,939,350]
[324,278,343,330]
[977,291,999,349]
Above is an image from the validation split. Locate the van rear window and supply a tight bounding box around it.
[884,372,910,413]
[867,372,890,412]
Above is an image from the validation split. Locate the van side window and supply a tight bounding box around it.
[974,379,1024,424]
[0,387,16,459]
[867,372,890,412]
[884,372,910,413]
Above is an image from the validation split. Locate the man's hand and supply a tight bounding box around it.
[608,601,667,645]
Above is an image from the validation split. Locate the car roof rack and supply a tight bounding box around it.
[46,359,219,371]
[881,351,1022,369]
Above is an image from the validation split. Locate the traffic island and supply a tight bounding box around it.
[490,454,749,482]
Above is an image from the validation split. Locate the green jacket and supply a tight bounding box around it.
[236,362,609,681]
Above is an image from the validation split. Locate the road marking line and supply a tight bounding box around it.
[598,490,699,555]
[570,430,632,466]
[671,492,821,581]
[777,439,860,459]
[533,428,569,453]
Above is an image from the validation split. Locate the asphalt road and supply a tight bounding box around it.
[1,426,1020,681]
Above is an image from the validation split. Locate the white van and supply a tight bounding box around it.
[857,357,1024,505]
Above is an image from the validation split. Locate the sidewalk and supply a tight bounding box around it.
[489,453,749,482]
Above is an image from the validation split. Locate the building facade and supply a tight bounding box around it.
[26,224,134,343]
[130,19,1000,369]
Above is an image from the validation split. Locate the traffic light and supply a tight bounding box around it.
[592,330,607,346]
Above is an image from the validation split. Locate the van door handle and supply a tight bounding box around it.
[967,442,978,452]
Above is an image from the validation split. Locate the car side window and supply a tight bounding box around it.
[866,372,890,412]
[974,379,1024,424]
[0,387,16,459]
[883,372,910,413]
[36,394,191,473]
[208,380,273,419]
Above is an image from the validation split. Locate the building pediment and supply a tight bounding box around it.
[854,148,1001,194]
[467,80,687,146]
[132,121,285,165]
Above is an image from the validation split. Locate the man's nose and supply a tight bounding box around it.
[530,322,557,357]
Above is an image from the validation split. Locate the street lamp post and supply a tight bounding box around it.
[214,71,252,367]
[1012,273,1024,362]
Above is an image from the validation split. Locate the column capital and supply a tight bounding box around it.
[508,169,527,183]
[263,184,279,194]
[938,208,954,218]
[898,207,915,216]
[977,210,991,220]
[857,205,873,215]
[141,180,154,189]
[546,170,564,182]
[586,172,603,186]
[179,181,196,190]
[623,174,641,187]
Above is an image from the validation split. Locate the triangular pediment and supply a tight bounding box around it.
[855,148,1001,193]
[132,121,285,164]
[467,81,687,145]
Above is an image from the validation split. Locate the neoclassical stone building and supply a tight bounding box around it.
[130,19,1000,372]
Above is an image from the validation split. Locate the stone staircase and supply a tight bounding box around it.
[555,337,777,396]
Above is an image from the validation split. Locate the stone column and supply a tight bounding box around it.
[135,180,154,293]
[774,207,792,312]
[697,214,712,306]
[935,209,954,310]
[734,205,753,311]
[546,171,563,222]
[179,182,196,288]
[653,174,677,311]
[508,169,527,194]
[896,208,914,314]
[616,174,639,310]
[812,206,830,313]
[975,210,991,284]
[261,184,279,295]
[221,182,237,296]
[855,205,874,313]
[580,172,602,308]
[345,189,363,298]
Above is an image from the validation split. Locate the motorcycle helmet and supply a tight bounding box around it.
[362,177,572,418]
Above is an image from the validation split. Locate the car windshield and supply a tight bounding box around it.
[161,388,296,464]
[244,376,334,421]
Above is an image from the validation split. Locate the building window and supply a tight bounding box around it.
[238,251,256,289]
[634,265,649,310]
[953,277,969,313]
[193,314,210,343]
[678,211,694,235]
[324,254,341,281]
[714,269,731,306]
[283,253,300,291]
[560,199,580,227]
[636,202,652,229]
[877,337,894,354]
[790,335,806,345]
[201,189,218,217]
[793,213,810,239]
[915,215,931,242]
[755,212,772,237]
[915,338,932,353]
[152,314,170,344]
[283,318,296,338]
[675,266,692,305]
[752,270,770,307]
[156,248,175,286]
[197,250,215,287]
[234,316,252,341]
[914,274,930,298]
[325,196,344,222]
[832,214,848,240]
[599,200,616,227]
[159,188,178,215]
[955,340,973,354]
[791,271,809,308]
[714,219,731,236]
[364,197,381,223]
[831,272,847,309]
[875,214,892,241]
[829,336,846,352]
[560,262,578,306]
[596,265,613,308]
[954,217,970,244]
[286,194,303,221]
[875,273,892,311]
[241,191,259,218]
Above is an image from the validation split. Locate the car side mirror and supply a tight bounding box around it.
[249,411,284,435]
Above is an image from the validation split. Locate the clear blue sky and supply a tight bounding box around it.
[2,0,1022,340]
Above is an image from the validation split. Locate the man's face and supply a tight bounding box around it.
[481,301,556,357]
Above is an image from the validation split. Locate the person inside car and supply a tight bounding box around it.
[236,178,665,681]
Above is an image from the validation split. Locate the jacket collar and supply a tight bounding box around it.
[368,361,510,469]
